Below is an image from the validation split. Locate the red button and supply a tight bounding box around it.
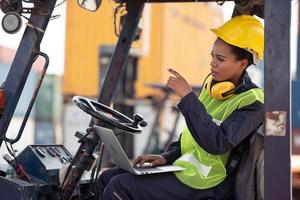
[0,88,6,112]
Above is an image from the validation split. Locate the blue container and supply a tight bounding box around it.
[292,80,300,128]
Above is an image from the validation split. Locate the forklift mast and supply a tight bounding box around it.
[0,0,57,147]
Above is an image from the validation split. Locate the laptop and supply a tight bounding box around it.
[94,126,185,175]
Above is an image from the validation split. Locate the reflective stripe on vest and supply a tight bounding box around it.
[173,88,264,189]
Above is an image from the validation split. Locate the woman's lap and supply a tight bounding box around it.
[96,167,216,200]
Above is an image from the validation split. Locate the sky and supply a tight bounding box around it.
[291,0,299,79]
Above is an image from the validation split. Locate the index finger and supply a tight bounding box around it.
[168,68,183,79]
[133,156,142,165]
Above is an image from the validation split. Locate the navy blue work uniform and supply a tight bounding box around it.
[96,73,264,200]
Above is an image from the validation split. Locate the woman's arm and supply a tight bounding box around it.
[160,139,181,164]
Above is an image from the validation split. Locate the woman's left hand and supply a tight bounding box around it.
[133,154,167,167]
[167,68,193,98]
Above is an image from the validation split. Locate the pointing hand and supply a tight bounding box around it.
[167,68,193,98]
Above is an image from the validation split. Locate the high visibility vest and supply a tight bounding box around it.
[173,87,264,189]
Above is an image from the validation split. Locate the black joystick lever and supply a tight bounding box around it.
[132,114,147,128]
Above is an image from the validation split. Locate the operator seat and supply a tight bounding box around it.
[201,125,264,200]
[232,128,264,200]
[205,128,264,200]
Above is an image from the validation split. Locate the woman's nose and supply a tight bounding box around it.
[210,60,217,68]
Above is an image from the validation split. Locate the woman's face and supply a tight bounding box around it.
[210,38,248,85]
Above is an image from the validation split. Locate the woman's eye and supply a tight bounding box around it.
[211,53,224,62]
[217,57,224,62]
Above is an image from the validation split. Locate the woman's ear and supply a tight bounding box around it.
[240,59,249,71]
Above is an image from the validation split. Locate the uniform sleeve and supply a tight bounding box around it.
[177,92,264,154]
[160,138,181,164]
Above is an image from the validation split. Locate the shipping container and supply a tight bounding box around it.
[63,2,223,97]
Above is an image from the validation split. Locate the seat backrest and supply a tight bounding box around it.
[233,126,264,200]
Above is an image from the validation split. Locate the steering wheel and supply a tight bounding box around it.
[73,96,142,133]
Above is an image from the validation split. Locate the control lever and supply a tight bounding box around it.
[75,131,90,143]
[132,114,147,128]
[3,154,32,182]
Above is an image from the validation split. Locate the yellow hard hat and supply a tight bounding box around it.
[211,15,264,63]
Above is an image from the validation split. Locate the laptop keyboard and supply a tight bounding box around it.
[134,167,163,173]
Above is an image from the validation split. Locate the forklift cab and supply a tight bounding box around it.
[0,0,290,199]
[73,1,265,200]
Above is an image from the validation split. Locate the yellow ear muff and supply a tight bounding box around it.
[211,81,235,100]
[205,75,236,100]
[205,75,214,97]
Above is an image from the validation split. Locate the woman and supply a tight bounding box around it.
[96,15,264,200]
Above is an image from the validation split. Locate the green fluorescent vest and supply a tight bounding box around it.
[173,87,264,189]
